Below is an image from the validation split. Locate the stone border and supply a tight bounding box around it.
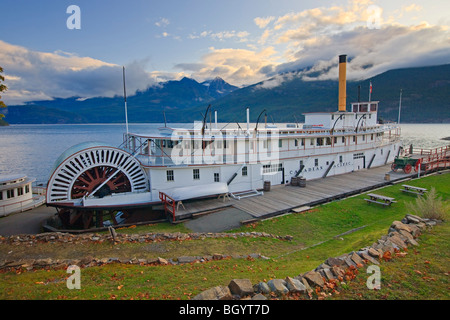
[0,229,286,271]
[0,230,293,245]
[192,214,442,300]
[0,252,270,272]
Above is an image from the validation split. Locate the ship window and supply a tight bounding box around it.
[362,135,365,141]
[316,138,324,146]
[214,173,220,182]
[310,139,315,146]
[315,159,319,166]
[371,134,374,140]
[25,185,30,193]
[262,163,283,174]
[7,189,14,198]
[339,155,343,163]
[166,170,174,182]
[326,137,332,145]
[193,169,200,180]
[294,139,298,147]
[17,187,24,196]
[279,139,283,148]
[342,137,345,143]
[353,136,356,142]
[242,166,248,176]
[334,137,337,144]
[0,192,2,200]
[301,138,305,146]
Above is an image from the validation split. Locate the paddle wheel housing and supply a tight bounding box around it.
[46,142,148,205]
[45,142,150,229]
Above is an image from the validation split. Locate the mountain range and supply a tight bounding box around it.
[3,64,450,124]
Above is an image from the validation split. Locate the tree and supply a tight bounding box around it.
[0,66,8,125]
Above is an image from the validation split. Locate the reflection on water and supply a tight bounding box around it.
[0,123,449,184]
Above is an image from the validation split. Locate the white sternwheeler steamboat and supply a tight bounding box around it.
[46,55,401,228]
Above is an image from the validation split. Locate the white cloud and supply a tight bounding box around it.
[403,4,422,12]
[174,46,280,86]
[254,72,299,89]
[188,30,250,42]
[254,16,275,29]
[155,17,170,27]
[0,40,160,105]
[250,0,450,89]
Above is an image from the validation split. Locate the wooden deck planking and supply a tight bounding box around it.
[170,164,415,220]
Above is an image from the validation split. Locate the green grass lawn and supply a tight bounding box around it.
[0,172,448,300]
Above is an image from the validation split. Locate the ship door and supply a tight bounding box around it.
[353,154,366,170]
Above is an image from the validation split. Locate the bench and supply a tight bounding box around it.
[364,193,397,206]
[400,184,428,196]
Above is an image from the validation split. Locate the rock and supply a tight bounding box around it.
[285,276,307,293]
[350,252,365,266]
[343,256,357,268]
[389,234,408,249]
[323,268,336,280]
[157,257,169,265]
[406,238,420,246]
[107,257,120,264]
[416,222,427,231]
[34,258,54,266]
[251,293,268,300]
[267,279,289,295]
[192,286,232,300]
[407,224,421,238]
[146,258,159,264]
[368,248,381,258]
[228,279,254,297]
[315,263,331,271]
[303,271,325,288]
[391,221,412,233]
[254,282,271,294]
[405,214,422,224]
[425,220,437,227]
[381,240,396,253]
[399,229,414,241]
[360,252,380,265]
[331,266,345,278]
[325,257,346,267]
[294,275,313,294]
[177,256,197,264]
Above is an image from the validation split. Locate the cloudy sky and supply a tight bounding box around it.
[1,0,449,104]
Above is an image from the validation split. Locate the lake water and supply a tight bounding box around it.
[0,123,449,184]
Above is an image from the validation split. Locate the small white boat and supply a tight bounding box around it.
[0,174,45,216]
